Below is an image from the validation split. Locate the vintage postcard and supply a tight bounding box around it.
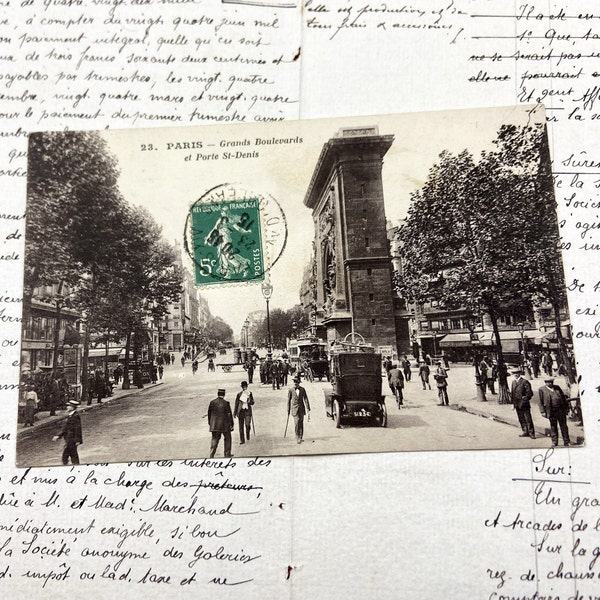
[16,106,584,466]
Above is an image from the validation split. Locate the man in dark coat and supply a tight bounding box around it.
[401,356,412,381]
[53,399,83,465]
[245,359,255,384]
[208,388,234,458]
[270,360,281,390]
[234,381,254,444]
[287,376,310,444]
[510,368,535,439]
[49,375,61,416]
[538,377,571,447]
[418,361,431,390]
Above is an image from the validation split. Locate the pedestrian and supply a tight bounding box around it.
[87,371,96,406]
[488,360,497,395]
[538,377,571,447]
[541,351,552,376]
[287,376,311,444]
[234,381,254,445]
[260,359,270,384]
[387,364,404,406]
[207,388,234,458]
[208,358,215,372]
[48,374,61,416]
[441,351,450,370]
[479,356,496,395]
[418,361,431,390]
[401,355,412,381]
[383,356,392,374]
[271,360,281,390]
[95,370,108,403]
[180,355,186,368]
[245,359,255,384]
[158,364,164,380]
[281,360,289,387]
[24,383,39,426]
[113,365,123,386]
[192,360,198,375]
[510,368,535,439]
[531,352,540,379]
[434,361,449,406]
[52,399,83,465]
[170,353,175,365]
[133,368,144,389]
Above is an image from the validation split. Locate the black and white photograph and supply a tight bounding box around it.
[16,105,584,466]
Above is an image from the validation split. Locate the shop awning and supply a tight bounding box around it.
[438,329,539,347]
[438,333,472,348]
[88,347,123,358]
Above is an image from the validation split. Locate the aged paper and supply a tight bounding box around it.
[0,0,599,598]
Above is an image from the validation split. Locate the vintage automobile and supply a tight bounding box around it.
[324,336,387,427]
[287,336,329,381]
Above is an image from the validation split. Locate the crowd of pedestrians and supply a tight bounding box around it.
[382,352,578,448]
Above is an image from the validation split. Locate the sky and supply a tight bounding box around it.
[102,104,545,335]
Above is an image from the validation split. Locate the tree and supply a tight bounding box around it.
[24,131,183,398]
[205,315,233,347]
[396,123,563,401]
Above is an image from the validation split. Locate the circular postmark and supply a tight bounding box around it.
[183,183,288,286]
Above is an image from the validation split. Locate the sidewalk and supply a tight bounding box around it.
[441,365,584,445]
[17,379,165,440]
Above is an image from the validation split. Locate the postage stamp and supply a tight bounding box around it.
[190,199,264,285]
[184,183,287,287]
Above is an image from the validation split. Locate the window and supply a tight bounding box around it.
[369,293,374,302]
[371,318,376,325]
[367,268,372,276]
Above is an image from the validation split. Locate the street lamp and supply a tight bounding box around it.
[261,281,273,353]
[243,318,250,348]
[291,320,297,339]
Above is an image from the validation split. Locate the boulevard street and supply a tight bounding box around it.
[17,351,573,467]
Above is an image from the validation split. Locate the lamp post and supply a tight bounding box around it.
[291,320,297,339]
[261,281,273,354]
[517,322,532,380]
[243,318,250,349]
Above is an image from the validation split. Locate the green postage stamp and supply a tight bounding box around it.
[190,198,264,285]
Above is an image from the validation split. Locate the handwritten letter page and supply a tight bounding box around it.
[0,0,599,598]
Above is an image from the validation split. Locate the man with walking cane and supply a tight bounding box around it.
[286,376,310,444]
[234,381,254,445]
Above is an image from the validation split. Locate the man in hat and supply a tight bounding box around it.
[207,388,234,458]
[234,381,254,445]
[510,368,535,439]
[287,376,310,444]
[53,399,83,465]
[538,377,571,447]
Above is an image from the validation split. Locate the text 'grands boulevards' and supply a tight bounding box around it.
[139,136,304,161]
